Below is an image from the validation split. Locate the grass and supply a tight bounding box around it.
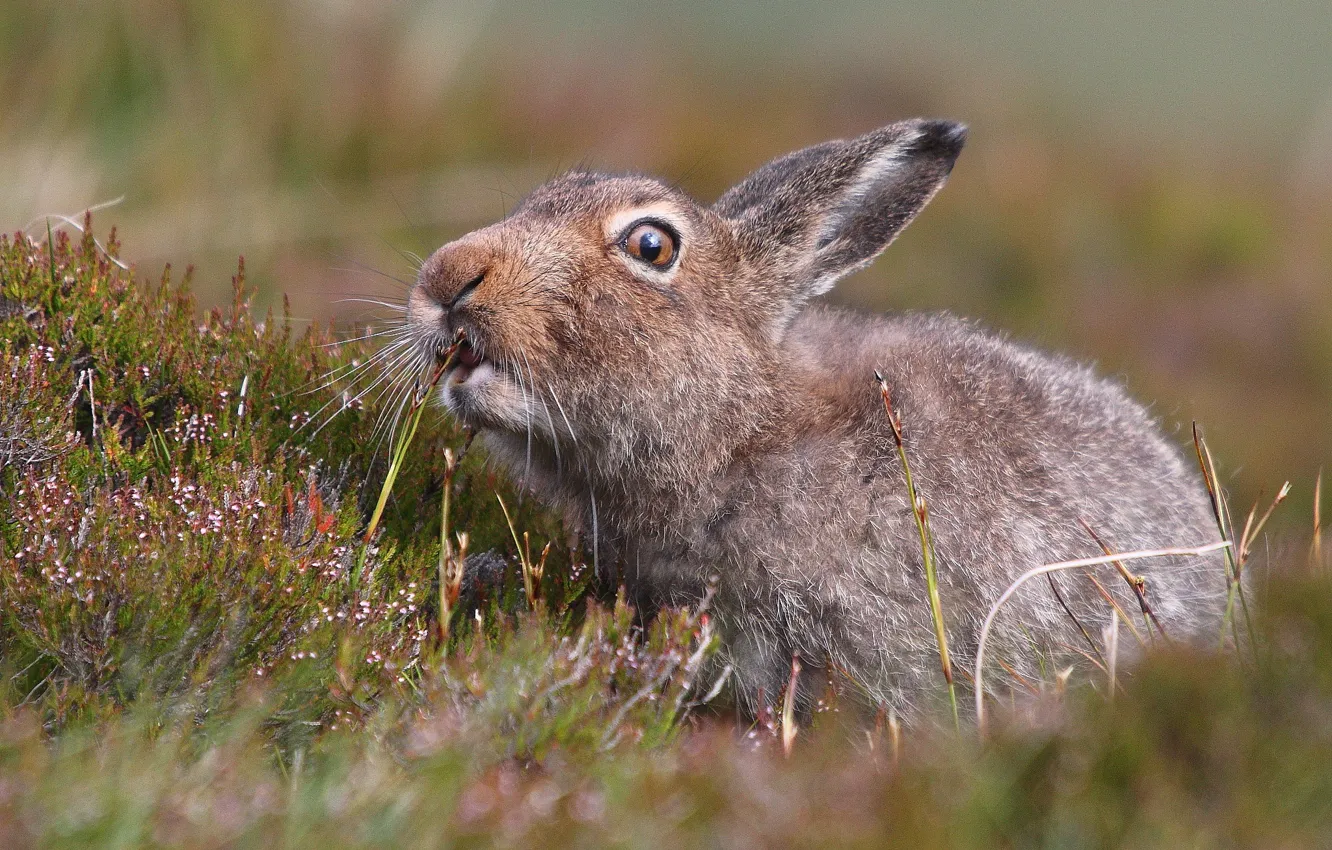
[3,218,1332,845]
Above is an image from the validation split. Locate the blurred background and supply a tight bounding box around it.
[3,0,1330,526]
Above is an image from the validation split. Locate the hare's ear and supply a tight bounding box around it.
[713,118,965,310]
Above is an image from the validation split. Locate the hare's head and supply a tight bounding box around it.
[406,119,965,483]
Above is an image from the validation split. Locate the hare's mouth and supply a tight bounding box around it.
[441,337,485,385]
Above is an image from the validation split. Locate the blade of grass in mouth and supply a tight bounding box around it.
[353,330,466,588]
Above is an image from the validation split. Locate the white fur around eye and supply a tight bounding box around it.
[605,204,688,279]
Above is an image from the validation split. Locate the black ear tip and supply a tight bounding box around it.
[916,119,968,161]
[940,121,969,149]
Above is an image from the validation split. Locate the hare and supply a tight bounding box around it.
[405,119,1225,719]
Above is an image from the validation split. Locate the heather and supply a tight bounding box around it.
[1,219,1330,847]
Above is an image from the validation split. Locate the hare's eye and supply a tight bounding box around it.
[621,222,677,269]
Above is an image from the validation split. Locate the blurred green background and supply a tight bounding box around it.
[3,0,1330,524]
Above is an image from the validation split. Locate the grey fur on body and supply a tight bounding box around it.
[406,118,1225,719]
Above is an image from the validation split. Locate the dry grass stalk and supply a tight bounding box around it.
[438,530,470,645]
[496,494,549,610]
[973,540,1232,735]
[1314,471,1324,569]
[869,706,903,769]
[1080,568,1145,647]
[1079,519,1171,643]
[781,653,801,757]
[437,445,470,645]
[1237,482,1291,569]
[1192,424,1256,653]
[887,708,901,768]
[875,370,959,730]
[1045,573,1106,668]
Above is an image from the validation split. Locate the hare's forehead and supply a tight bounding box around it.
[514,173,698,234]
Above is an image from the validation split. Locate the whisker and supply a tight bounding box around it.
[317,329,414,369]
[369,349,432,448]
[362,378,415,464]
[387,190,422,238]
[314,179,423,280]
[357,351,429,444]
[367,389,407,460]
[523,351,559,476]
[334,297,409,312]
[382,237,428,276]
[317,326,409,349]
[548,383,578,446]
[295,336,416,399]
[313,357,416,445]
[372,361,427,459]
[299,343,422,439]
[507,354,534,486]
[279,345,386,398]
[330,263,413,289]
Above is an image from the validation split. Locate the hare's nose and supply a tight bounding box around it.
[448,272,484,313]
[419,239,494,310]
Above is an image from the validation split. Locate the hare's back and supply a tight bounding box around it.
[785,306,1222,627]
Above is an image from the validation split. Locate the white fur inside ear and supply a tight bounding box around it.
[804,272,842,298]
[813,128,920,254]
